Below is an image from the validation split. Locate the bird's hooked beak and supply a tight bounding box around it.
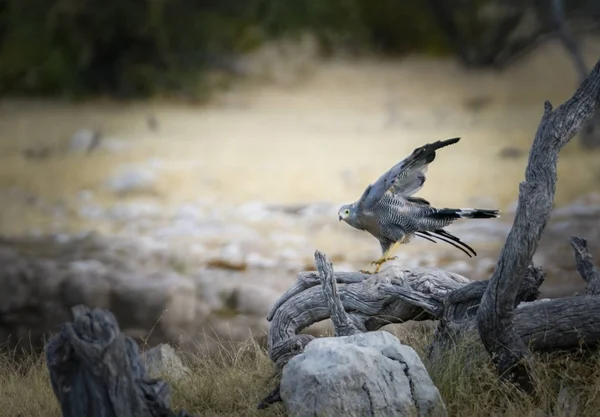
[338,214,342,222]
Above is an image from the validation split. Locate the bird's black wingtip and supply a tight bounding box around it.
[429,137,460,151]
[443,137,460,146]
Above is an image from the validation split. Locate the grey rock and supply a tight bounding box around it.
[223,284,280,316]
[0,236,200,350]
[107,202,161,222]
[69,129,100,152]
[106,165,157,195]
[77,190,94,201]
[280,331,447,417]
[246,252,278,269]
[78,204,105,220]
[141,343,190,381]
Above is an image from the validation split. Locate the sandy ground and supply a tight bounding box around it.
[0,36,599,271]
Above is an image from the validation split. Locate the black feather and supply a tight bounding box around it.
[416,230,477,258]
[432,229,477,257]
[414,232,437,243]
[413,137,460,165]
[406,196,431,206]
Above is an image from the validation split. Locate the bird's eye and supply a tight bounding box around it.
[344,209,350,215]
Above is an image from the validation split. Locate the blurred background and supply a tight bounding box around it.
[1,0,600,352]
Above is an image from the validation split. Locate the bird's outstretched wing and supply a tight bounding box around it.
[357,137,460,211]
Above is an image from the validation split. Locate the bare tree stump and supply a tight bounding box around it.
[45,305,196,417]
[476,56,600,392]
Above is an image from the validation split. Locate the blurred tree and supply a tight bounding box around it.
[550,0,600,148]
[0,0,449,97]
[0,0,599,102]
[426,0,600,69]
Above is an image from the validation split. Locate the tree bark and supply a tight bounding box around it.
[570,236,600,295]
[266,261,549,371]
[314,250,362,337]
[475,57,600,392]
[45,305,196,417]
[260,236,600,409]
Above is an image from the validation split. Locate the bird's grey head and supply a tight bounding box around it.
[338,203,361,228]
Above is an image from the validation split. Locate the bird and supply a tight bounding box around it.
[338,137,500,274]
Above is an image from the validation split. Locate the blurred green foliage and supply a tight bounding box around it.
[0,0,451,98]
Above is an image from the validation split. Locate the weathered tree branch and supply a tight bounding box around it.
[45,305,196,417]
[314,250,361,337]
[570,236,600,295]
[266,263,543,371]
[476,57,600,392]
[261,235,600,410]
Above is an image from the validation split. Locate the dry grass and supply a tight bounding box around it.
[2,327,600,417]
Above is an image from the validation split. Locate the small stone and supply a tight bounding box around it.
[106,166,157,195]
[141,344,190,381]
[69,129,100,153]
[223,284,280,316]
[246,252,278,269]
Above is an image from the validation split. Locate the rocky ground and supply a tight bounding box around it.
[1,187,598,354]
[2,39,600,353]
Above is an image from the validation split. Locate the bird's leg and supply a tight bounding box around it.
[367,241,401,274]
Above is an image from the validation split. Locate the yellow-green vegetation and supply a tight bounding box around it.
[2,328,600,417]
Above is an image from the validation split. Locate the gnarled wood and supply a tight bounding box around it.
[570,236,600,295]
[266,260,548,372]
[260,57,600,411]
[475,56,600,392]
[262,235,600,411]
[267,265,469,369]
[45,305,196,417]
[314,250,361,337]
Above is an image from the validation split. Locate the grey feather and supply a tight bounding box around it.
[357,137,460,211]
[339,137,501,258]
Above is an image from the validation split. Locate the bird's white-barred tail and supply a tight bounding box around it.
[433,208,501,220]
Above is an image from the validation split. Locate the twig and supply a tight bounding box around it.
[314,250,361,337]
[569,236,600,295]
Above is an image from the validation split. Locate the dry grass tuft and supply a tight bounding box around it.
[2,328,600,417]
[169,338,284,416]
[395,325,600,417]
[0,350,60,417]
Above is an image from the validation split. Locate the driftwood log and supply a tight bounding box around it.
[259,57,600,408]
[476,55,600,391]
[45,305,196,417]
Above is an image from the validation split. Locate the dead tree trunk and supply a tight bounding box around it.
[261,236,600,410]
[45,305,196,417]
[259,57,600,410]
[475,56,600,392]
